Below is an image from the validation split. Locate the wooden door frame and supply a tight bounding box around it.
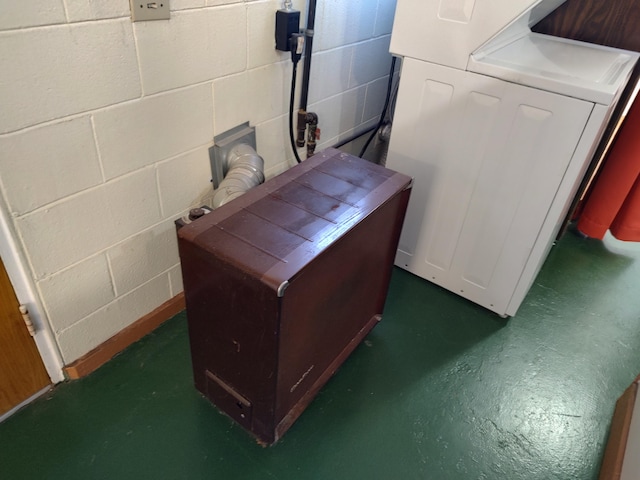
[0,199,64,384]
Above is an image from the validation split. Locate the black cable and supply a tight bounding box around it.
[289,62,303,164]
[359,56,397,159]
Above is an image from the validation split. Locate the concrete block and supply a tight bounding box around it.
[172,0,206,9]
[349,36,393,88]
[16,168,161,277]
[108,222,179,295]
[94,84,213,179]
[207,0,244,5]
[331,117,378,154]
[213,72,251,136]
[38,254,115,332]
[157,148,213,218]
[309,85,367,144]
[264,160,290,180]
[0,20,141,134]
[65,0,131,22]
[56,274,171,363]
[247,0,291,69]
[16,187,114,279]
[315,0,376,51]
[362,76,389,123]
[56,302,116,364]
[113,273,172,330]
[0,1,66,31]
[214,62,289,136]
[308,46,353,105]
[255,114,296,171]
[0,117,102,215]
[104,168,163,243]
[168,265,184,296]
[135,7,246,94]
[248,63,288,125]
[374,0,397,37]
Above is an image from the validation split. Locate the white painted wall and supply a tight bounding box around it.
[0,0,397,365]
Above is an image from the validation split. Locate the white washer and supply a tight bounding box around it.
[387,0,639,316]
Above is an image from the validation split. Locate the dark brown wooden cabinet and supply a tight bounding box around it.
[177,148,411,444]
[533,0,640,52]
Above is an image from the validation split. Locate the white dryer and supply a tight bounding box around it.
[387,0,639,316]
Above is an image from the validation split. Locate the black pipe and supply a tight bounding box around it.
[296,0,317,150]
[299,0,317,112]
[332,126,377,149]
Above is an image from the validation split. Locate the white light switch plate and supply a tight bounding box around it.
[130,0,170,21]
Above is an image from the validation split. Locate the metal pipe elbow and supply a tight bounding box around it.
[213,144,265,209]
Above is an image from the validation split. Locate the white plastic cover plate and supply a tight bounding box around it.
[469,33,639,104]
[130,0,170,21]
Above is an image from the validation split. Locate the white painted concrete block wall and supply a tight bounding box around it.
[0,0,397,364]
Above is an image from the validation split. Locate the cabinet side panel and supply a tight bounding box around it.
[178,237,280,443]
[274,188,410,430]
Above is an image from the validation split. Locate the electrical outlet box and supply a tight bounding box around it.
[275,9,300,51]
[130,0,170,21]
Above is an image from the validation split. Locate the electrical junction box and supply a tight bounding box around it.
[275,8,300,51]
[177,148,411,444]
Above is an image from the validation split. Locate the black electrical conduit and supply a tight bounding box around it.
[295,0,318,153]
[287,0,317,163]
[299,0,316,114]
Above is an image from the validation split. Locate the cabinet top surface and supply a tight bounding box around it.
[178,148,412,292]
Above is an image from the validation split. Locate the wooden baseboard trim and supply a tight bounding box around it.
[63,293,185,380]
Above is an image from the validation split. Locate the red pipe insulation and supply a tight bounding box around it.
[578,97,640,241]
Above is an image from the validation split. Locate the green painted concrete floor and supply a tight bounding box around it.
[1,229,639,479]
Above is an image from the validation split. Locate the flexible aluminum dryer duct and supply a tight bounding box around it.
[213,144,265,208]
